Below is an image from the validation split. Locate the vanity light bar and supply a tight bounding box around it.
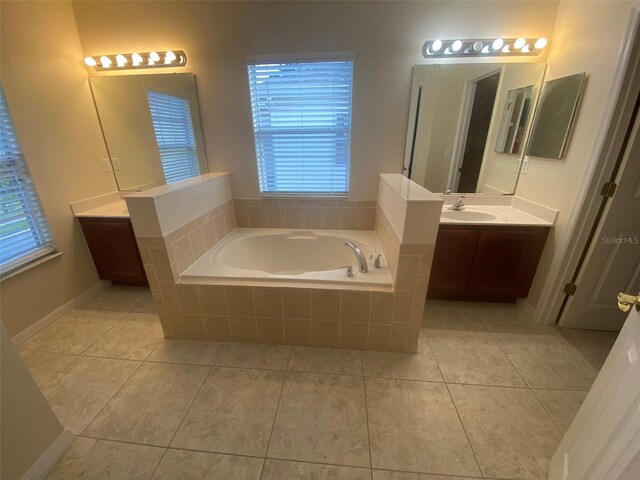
[84,50,187,70]
[422,38,547,58]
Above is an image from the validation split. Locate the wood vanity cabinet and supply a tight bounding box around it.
[78,217,148,286]
[428,225,549,302]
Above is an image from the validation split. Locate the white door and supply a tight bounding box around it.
[559,110,640,331]
[549,295,640,479]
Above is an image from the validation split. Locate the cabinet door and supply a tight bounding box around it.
[428,228,479,299]
[79,218,147,285]
[467,228,547,301]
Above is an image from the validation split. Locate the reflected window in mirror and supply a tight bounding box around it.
[146,90,201,184]
[403,63,546,195]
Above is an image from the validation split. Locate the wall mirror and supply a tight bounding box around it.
[403,63,546,194]
[90,73,208,191]
[526,72,586,159]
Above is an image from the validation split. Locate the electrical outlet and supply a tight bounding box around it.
[101,159,112,172]
[521,159,529,174]
[445,149,452,159]
[112,158,122,171]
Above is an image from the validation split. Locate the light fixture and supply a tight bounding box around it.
[83,50,187,70]
[422,37,547,58]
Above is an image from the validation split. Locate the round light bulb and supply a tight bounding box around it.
[164,50,177,64]
[514,37,526,49]
[492,38,504,50]
[116,54,127,67]
[472,41,483,52]
[149,51,160,61]
[522,44,531,53]
[481,45,490,53]
[451,40,463,52]
[99,56,112,68]
[84,56,97,67]
[534,37,548,49]
[432,39,443,52]
[502,45,511,53]
[131,53,143,66]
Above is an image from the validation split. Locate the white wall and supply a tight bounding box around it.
[71,0,559,199]
[0,0,119,337]
[515,0,636,311]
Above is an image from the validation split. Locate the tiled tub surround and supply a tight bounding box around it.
[128,173,443,352]
[233,197,377,230]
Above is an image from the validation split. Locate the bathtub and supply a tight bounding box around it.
[181,228,392,287]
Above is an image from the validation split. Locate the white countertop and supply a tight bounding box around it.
[74,200,130,218]
[439,205,553,226]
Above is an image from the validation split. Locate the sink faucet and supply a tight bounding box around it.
[448,195,466,211]
[448,195,465,211]
[344,241,369,273]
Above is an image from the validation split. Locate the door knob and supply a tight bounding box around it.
[617,292,640,312]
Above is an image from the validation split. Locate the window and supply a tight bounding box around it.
[0,87,54,277]
[146,90,201,184]
[247,60,354,194]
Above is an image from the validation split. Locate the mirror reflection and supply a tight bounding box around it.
[404,63,545,194]
[90,73,207,191]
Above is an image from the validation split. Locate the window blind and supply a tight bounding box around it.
[0,87,54,276]
[247,60,353,194]
[146,90,201,184]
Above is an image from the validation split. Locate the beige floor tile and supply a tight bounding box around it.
[288,346,363,376]
[82,286,151,311]
[132,290,158,313]
[171,367,284,456]
[152,449,263,479]
[533,389,588,434]
[472,303,558,335]
[365,378,479,477]
[148,339,223,365]
[45,437,164,480]
[216,342,291,370]
[492,333,599,389]
[372,471,479,480]
[448,384,561,480]
[423,301,486,331]
[268,372,369,467]
[85,362,209,445]
[262,459,371,479]
[25,310,126,354]
[557,328,617,369]
[425,329,525,387]
[41,356,140,434]
[19,348,76,389]
[362,349,442,382]
[84,312,164,361]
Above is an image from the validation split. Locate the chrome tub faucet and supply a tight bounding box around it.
[344,241,369,273]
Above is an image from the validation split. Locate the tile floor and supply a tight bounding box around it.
[18,288,617,480]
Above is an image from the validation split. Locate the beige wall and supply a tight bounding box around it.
[72,0,559,200]
[1,322,65,479]
[0,1,119,336]
[515,0,636,310]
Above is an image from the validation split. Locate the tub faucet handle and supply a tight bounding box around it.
[340,265,354,277]
[369,253,382,268]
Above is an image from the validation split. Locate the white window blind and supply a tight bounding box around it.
[146,90,201,184]
[0,87,54,276]
[247,60,353,194]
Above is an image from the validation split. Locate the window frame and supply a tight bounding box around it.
[246,52,355,196]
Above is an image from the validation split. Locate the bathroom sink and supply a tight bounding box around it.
[440,209,498,222]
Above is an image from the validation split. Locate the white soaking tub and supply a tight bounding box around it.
[182,228,392,287]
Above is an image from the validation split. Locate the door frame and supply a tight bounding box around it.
[533,5,640,326]
[447,68,502,191]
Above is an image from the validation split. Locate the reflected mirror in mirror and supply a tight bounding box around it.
[90,73,208,191]
[526,72,586,159]
[404,63,545,194]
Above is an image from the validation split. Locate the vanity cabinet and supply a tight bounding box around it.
[428,225,549,302]
[78,217,148,286]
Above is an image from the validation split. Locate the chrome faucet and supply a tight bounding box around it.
[344,241,369,273]
[448,195,466,211]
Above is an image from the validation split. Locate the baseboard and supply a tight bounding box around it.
[12,281,110,347]
[21,429,74,480]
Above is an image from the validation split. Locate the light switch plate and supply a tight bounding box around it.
[101,158,112,172]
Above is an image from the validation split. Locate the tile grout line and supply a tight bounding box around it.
[359,350,374,473]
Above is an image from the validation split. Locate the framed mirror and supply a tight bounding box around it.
[403,63,546,194]
[525,72,586,159]
[90,73,208,191]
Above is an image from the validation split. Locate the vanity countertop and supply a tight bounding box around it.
[74,200,130,218]
[438,196,557,227]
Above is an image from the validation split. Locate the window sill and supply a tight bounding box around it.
[0,250,64,282]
